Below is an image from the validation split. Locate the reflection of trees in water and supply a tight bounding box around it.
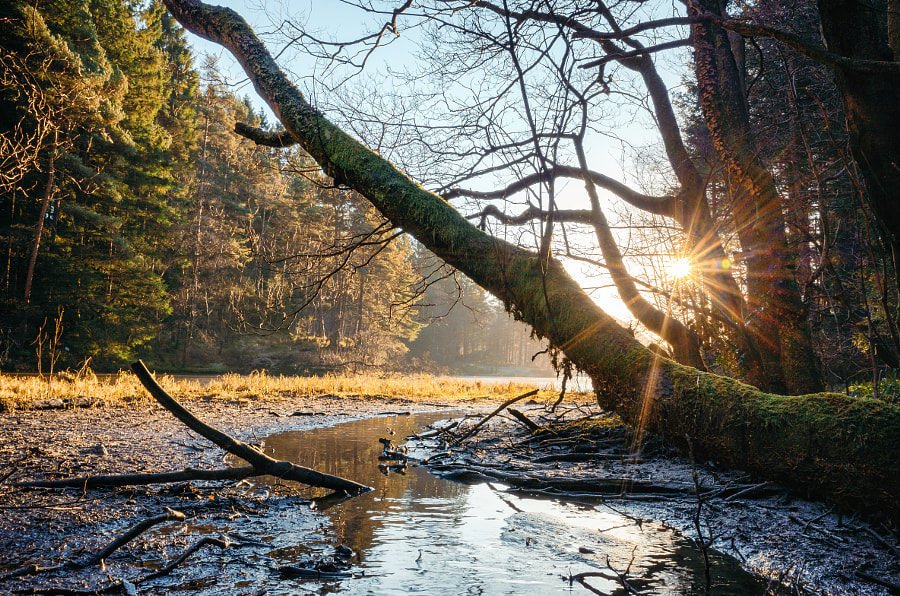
[262,413,468,555]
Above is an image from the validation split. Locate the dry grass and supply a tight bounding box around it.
[0,370,560,411]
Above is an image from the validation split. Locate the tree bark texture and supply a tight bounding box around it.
[161,0,899,516]
[582,22,767,388]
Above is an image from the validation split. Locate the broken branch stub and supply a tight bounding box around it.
[130,360,370,495]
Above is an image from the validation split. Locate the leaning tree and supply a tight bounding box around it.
[159,0,899,515]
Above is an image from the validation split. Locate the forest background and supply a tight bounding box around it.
[0,0,550,375]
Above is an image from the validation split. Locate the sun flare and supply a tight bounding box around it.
[670,257,692,279]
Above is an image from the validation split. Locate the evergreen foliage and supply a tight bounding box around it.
[0,0,537,373]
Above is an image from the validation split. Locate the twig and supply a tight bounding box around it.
[685,435,712,593]
[137,536,230,582]
[408,420,459,440]
[788,513,845,543]
[605,551,643,594]
[449,389,539,447]
[77,509,185,568]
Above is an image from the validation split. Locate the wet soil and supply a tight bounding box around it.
[0,395,897,594]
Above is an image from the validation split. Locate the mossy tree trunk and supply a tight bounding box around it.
[162,0,900,516]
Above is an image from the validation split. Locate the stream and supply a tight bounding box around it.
[238,411,765,594]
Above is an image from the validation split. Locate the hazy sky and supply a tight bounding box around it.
[182,1,693,327]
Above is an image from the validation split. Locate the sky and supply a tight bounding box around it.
[181,1,694,327]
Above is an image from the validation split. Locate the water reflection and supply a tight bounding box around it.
[252,412,764,594]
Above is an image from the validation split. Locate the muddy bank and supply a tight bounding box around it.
[0,393,445,594]
[0,395,897,594]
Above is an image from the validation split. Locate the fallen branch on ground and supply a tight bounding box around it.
[130,360,370,494]
[430,462,694,495]
[449,389,539,447]
[0,509,185,581]
[507,408,541,433]
[16,363,371,495]
[17,466,258,489]
[138,536,231,582]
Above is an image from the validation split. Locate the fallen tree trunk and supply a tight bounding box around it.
[160,0,900,517]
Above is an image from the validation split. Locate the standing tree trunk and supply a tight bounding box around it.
[23,141,56,305]
[589,30,767,387]
[161,0,899,516]
[817,0,900,281]
[691,0,822,394]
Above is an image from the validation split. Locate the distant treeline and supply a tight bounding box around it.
[0,0,551,375]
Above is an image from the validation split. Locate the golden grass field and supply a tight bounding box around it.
[0,369,557,411]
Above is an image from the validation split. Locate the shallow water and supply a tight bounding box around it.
[250,412,765,595]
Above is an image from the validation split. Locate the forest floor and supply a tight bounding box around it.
[0,377,897,594]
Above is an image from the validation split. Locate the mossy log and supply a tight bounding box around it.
[162,0,900,517]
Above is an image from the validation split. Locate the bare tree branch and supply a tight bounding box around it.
[234,122,298,147]
[446,165,676,217]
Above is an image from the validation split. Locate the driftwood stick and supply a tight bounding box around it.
[138,536,230,582]
[131,360,370,494]
[0,509,184,580]
[507,408,541,433]
[449,389,539,447]
[74,509,185,569]
[17,467,257,489]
